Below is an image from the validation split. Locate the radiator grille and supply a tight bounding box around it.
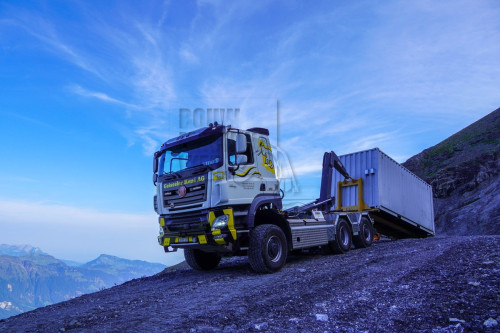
[163,183,207,208]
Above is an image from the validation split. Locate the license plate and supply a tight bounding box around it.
[178,237,189,243]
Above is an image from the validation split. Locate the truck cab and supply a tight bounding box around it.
[153,123,286,271]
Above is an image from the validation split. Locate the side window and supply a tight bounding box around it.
[244,134,254,164]
[227,134,254,165]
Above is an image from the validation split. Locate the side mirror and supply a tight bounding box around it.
[236,154,247,164]
[153,157,158,173]
[236,133,247,154]
[153,173,158,185]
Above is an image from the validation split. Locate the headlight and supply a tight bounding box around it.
[211,214,229,231]
[159,225,164,236]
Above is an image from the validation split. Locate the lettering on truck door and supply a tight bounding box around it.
[256,136,279,194]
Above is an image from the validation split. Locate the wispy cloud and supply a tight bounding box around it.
[358,0,500,116]
[70,85,140,109]
[179,46,199,64]
[194,0,500,182]
[2,0,499,158]
[134,126,162,156]
[346,131,399,152]
[1,15,105,80]
[0,175,40,183]
[0,110,53,128]
[2,4,178,154]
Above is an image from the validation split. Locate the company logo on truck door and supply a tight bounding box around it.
[163,176,206,189]
[258,140,275,174]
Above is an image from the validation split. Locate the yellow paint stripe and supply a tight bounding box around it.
[163,238,170,246]
[223,208,237,240]
[198,235,207,244]
[159,218,165,227]
[208,211,216,227]
[235,166,255,177]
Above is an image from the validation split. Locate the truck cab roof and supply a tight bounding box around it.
[159,123,227,151]
[158,124,271,152]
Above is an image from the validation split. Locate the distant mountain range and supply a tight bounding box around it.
[0,244,166,319]
[404,107,500,235]
[0,244,47,257]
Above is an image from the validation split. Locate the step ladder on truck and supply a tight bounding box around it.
[152,123,435,273]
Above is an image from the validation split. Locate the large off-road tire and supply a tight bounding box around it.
[184,249,221,271]
[329,218,352,254]
[353,217,374,248]
[248,224,288,273]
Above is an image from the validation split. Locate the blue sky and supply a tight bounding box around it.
[0,0,499,265]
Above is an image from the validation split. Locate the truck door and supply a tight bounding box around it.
[226,131,261,205]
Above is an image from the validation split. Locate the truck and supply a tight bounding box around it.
[152,123,434,273]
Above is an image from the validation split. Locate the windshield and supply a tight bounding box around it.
[159,134,223,175]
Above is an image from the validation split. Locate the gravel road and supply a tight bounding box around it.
[1,235,499,332]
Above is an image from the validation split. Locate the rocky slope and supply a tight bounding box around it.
[403,108,500,236]
[0,236,498,332]
[0,246,166,319]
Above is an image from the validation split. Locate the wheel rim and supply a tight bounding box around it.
[340,225,349,247]
[267,235,283,263]
[363,223,372,242]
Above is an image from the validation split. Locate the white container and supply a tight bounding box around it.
[332,148,435,236]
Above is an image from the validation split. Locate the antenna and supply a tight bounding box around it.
[277,99,280,146]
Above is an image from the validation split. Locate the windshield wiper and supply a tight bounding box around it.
[184,164,205,171]
[184,164,214,174]
[163,171,182,180]
[193,165,214,174]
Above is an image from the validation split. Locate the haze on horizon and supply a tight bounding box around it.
[0,0,499,265]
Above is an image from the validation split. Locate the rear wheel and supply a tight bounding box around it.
[248,224,288,273]
[184,248,221,271]
[353,217,374,248]
[329,218,352,254]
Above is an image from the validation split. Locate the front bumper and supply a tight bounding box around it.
[157,208,237,249]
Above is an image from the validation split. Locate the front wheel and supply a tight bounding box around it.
[184,249,221,271]
[248,224,288,273]
[328,218,352,254]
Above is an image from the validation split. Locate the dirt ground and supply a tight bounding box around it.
[1,235,499,332]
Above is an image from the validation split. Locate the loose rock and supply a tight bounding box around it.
[483,317,498,328]
[315,314,328,322]
[449,318,465,323]
[254,322,268,330]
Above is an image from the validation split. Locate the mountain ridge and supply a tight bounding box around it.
[403,107,500,235]
[0,245,166,319]
[0,244,47,257]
